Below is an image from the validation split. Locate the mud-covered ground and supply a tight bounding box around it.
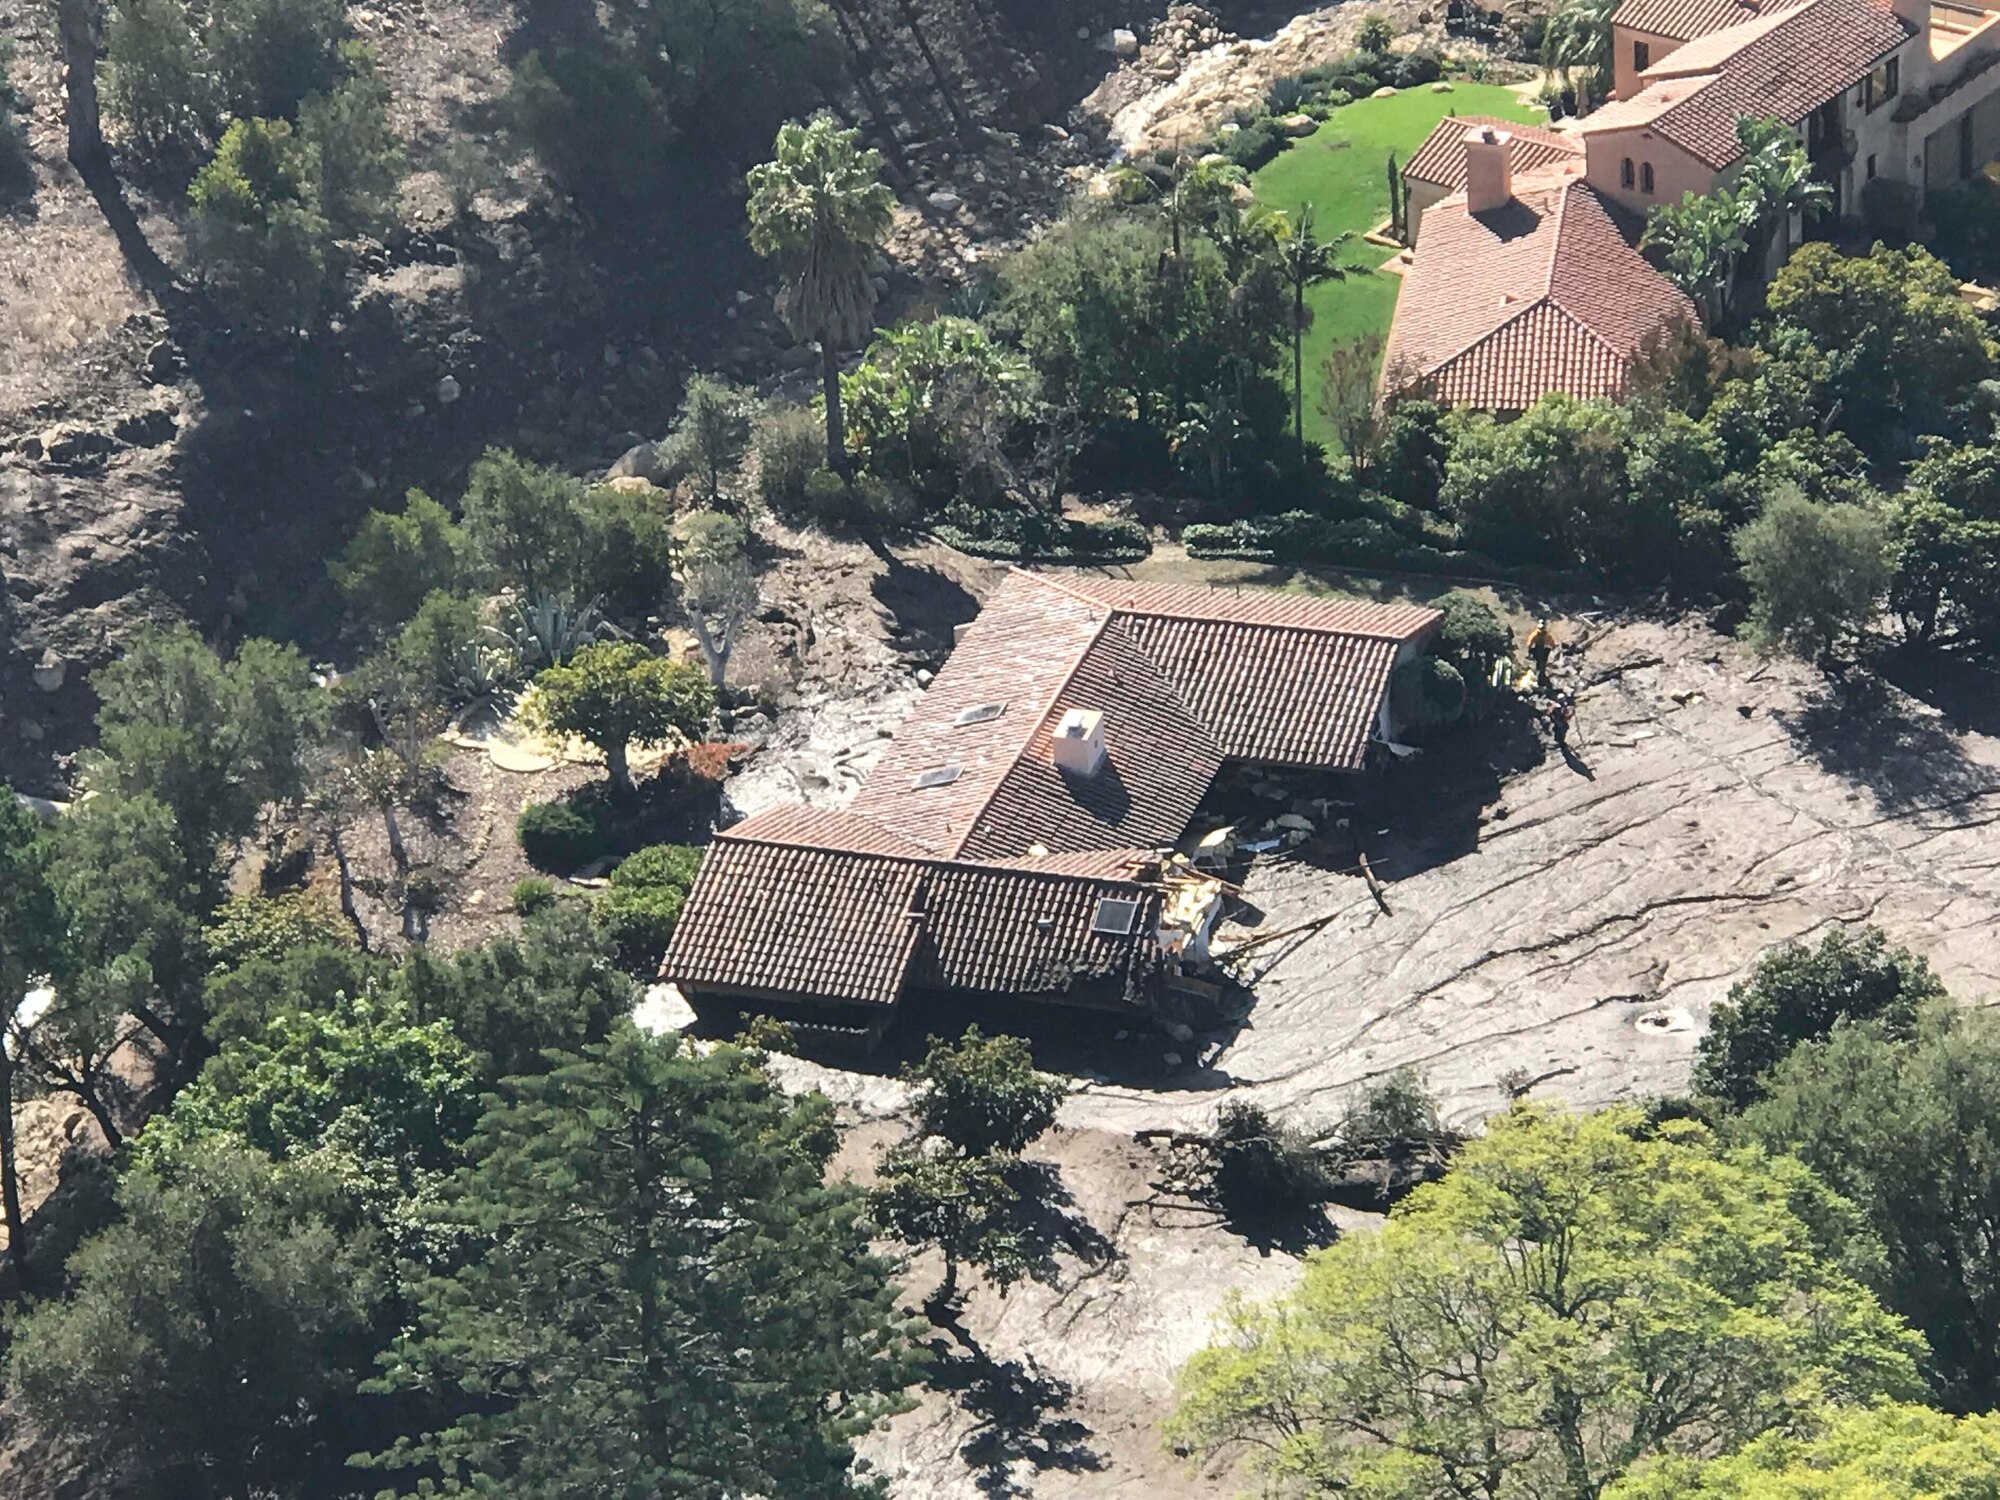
[740,575,2000,1499]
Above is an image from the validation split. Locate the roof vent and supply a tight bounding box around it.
[1091,896,1141,937]
[912,765,964,790]
[1052,708,1107,778]
[954,702,1008,726]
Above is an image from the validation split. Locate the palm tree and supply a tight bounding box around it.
[1541,0,1617,113]
[1642,191,1750,325]
[1732,115,1833,267]
[1275,204,1347,470]
[747,115,896,478]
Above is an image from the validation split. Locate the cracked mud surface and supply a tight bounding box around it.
[828,612,2000,1498]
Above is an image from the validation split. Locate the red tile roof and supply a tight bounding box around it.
[1384,173,1696,410]
[1402,116,1583,192]
[1048,576,1440,639]
[1586,0,1910,168]
[1611,0,1781,41]
[664,571,1444,1012]
[661,834,1165,1008]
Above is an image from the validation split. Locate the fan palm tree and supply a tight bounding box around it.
[1275,204,1348,470]
[1541,0,1618,113]
[747,115,896,478]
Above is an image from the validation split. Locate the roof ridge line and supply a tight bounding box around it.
[940,581,1117,859]
[715,819,1157,889]
[1043,569,1445,642]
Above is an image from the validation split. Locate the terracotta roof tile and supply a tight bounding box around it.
[957,618,1223,861]
[1403,115,1583,191]
[1048,575,1442,639]
[662,839,927,1006]
[719,804,931,857]
[912,865,1163,997]
[1118,615,1410,767]
[1611,0,1781,40]
[1586,0,1910,168]
[1384,174,1696,410]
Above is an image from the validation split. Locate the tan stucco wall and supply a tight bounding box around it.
[1582,126,1717,212]
[1610,26,1686,100]
[1405,178,1449,242]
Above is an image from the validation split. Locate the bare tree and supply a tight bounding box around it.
[1316,333,1390,477]
[674,511,758,691]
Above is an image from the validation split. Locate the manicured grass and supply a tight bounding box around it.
[1251,83,1547,451]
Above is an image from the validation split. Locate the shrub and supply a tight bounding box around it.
[753,401,826,515]
[1390,654,1467,731]
[1392,47,1444,87]
[660,373,754,506]
[1356,13,1394,52]
[511,878,557,915]
[207,0,347,121]
[591,843,700,974]
[936,505,1150,563]
[1432,590,1513,679]
[507,46,671,206]
[296,50,401,239]
[459,449,589,601]
[738,1013,797,1055]
[1202,1102,1338,1225]
[1732,486,1891,661]
[106,0,217,163]
[330,489,470,637]
[390,590,504,706]
[516,797,613,873]
[187,116,330,325]
[790,467,913,529]
[576,485,676,625]
[1222,117,1288,170]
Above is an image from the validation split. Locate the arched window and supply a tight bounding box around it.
[1640,162,1656,194]
[1621,157,1635,188]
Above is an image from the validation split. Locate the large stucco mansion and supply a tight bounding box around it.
[1382,0,2000,409]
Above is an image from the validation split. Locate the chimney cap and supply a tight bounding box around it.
[1463,124,1512,147]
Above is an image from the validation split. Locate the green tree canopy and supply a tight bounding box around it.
[522,640,716,798]
[1693,924,1944,1109]
[1732,485,1891,662]
[1736,1005,2000,1412]
[458,447,589,601]
[88,627,326,896]
[904,1025,1063,1156]
[1608,1404,2000,1499]
[329,488,470,636]
[8,1141,382,1500]
[367,1027,918,1496]
[1170,1105,1926,1500]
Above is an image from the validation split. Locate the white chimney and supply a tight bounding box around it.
[1464,125,1513,213]
[1051,708,1106,778]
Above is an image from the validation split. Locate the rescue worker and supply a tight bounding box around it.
[1525,618,1556,688]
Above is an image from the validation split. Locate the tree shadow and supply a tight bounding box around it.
[1775,672,2000,816]
[924,1325,1103,1497]
[866,539,981,662]
[1001,1156,1115,1273]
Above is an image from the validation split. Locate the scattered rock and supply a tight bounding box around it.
[1100,27,1140,56]
[39,424,112,465]
[143,339,180,383]
[1161,1020,1195,1042]
[1042,123,1070,141]
[1278,112,1317,136]
[607,441,662,482]
[30,651,65,693]
[1372,84,1400,97]
[926,188,963,212]
[1162,1051,1183,1067]
[112,403,176,447]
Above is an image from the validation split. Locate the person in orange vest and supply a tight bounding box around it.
[1525,619,1556,688]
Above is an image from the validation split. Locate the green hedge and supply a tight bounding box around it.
[1183,511,1484,575]
[936,511,1151,565]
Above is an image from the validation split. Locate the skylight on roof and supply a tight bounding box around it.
[954,702,1008,726]
[1091,896,1141,937]
[912,765,964,790]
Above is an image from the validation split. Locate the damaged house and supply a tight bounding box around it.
[660,571,1442,1045]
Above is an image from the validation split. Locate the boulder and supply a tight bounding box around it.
[1278,113,1317,136]
[39,424,112,465]
[31,650,66,693]
[604,475,661,496]
[436,374,463,404]
[1372,85,1400,97]
[112,403,177,447]
[607,441,662,482]
[926,188,963,212]
[1099,26,1140,56]
[1431,80,1454,92]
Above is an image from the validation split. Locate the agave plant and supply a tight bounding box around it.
[493,593,618,672]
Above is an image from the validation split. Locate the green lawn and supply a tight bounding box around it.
[1251,83,1547,450]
